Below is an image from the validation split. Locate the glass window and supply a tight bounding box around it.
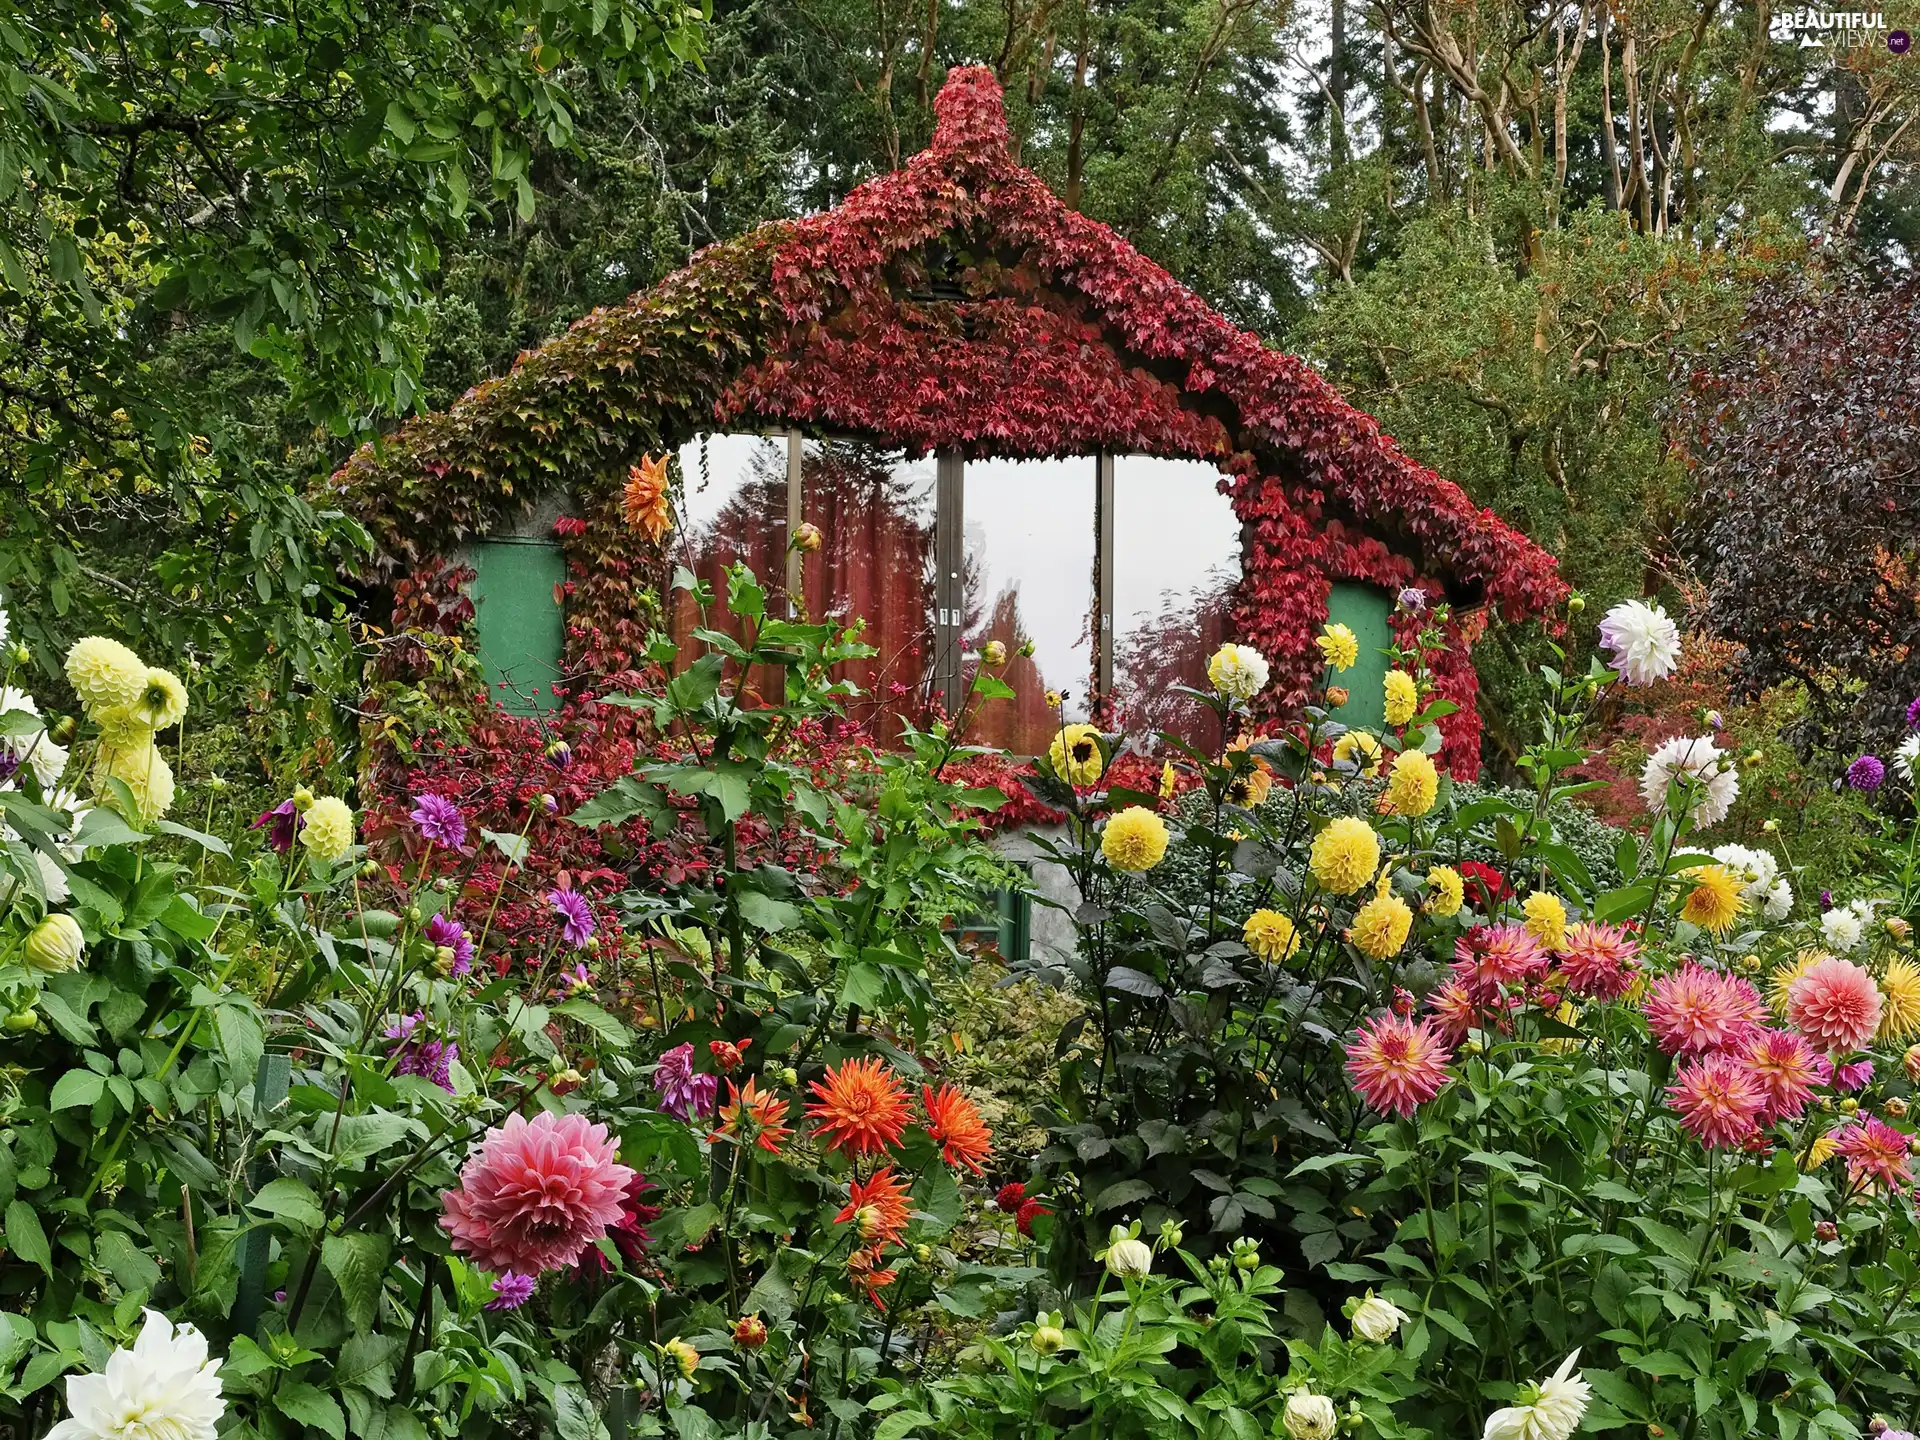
[795,441,938,743]
[1111,456,1240,752]
[962,457,1097,753]
[670,433,792,702]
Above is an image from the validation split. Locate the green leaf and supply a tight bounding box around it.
[330,1112,418,1162]
[554,1382,609,1440]
[249,1177,325,1230]
[152,819,232,855]
[5,1199,51,1274]
[73,807,148,849]
[276,1380,347,1440]
[94,1229,162,1292]
[734,889,799,933]
[482,828,530,867]
[554,998,631,1049]
[322,1231,390,1331]
[213,1004,265,1081]
[971,673,1015,701]
[50,1068,107,1110]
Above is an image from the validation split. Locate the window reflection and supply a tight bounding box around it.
[1112,456,1240,752]
[670,434,790,702]
[963,457,1097,752]
[796,441,938,744]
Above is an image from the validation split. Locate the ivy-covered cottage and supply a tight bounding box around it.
[331,66,1563,777]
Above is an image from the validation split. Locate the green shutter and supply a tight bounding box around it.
[469,539,566,714]
[1326,582,1393,732]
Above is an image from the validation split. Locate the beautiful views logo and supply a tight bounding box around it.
[1768,8,1908,51]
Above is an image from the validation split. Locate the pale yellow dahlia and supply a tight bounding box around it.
[64,636,148,715]
[1101,807,1168,873]
[1243,909,1301,963]
[1424,865,1465,917]
[1348,892,1413,960]
[1522,892,1569,951]
[1880,956,1920,1043]
[128,667,189,730]
[92,733,175,821]
[1769,949,1826,1017]
[300,795,357,863]
[1048,723,1105,786]
[1378,748,1438,818]
[1309,817,1379,895]
[1382,670,1418,728]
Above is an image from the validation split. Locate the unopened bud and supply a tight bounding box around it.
[791,522,823,553]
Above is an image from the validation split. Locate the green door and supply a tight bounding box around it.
[468,539,566,714]
[1326,582,1393,732]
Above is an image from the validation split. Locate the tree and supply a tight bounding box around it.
[1677,262,1920,753]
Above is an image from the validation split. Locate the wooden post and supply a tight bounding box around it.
[1095,452,1116,703]
[785,431,804,617]
[935,449,965,713]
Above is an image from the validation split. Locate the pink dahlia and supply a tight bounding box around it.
[1744,1029,1820,1123]
[1554,921,1641,1001]
[1450,924,1548,1002]
[1788,957,1884,1054]
[1345,1014,1453,1118]
[1425,979,1480,1047]
[1834,1117,1914,1193]
[1666,1053,1765,1149]
[1643,963,1765,1057]
[440,1111,635,1275]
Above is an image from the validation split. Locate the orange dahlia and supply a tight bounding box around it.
[710,1076,793,1155]
[834,1165,913,1247]
[921,1083,992,1173]
[623,454,673,543]
[806,1057,911,1157]
[845,1245,898,1309]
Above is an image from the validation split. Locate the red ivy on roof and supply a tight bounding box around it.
[330,66,1563,780]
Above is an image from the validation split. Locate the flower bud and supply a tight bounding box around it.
[1815,1220,1838,1243]
[1904,1043,1920,1085]
[291,786,315,812]
[1350,1291,1407,1342]
[981,640,1008,668]
[1283,1390,1338,1440]
[1230,1236,1261,1272]
[3,1007,39,1033]
[1839,1097,1859,1114]
[1103,1237,1153,1280]
[1158,1218,1184,1250]
[24,914,84,973]
[1325,686,1349,708]
[914,1244,932,1264]
[791,522,823,553]
[732,1316,768,1350]
[207,774,228,793]
[1029,1324,1065,1355]
[1746,751,1765,766]
[360,858,382,878]
[780,1066,799,1087]
[1762,818,1780,833]
[545,740,574,769]
[1567,595,1585,614]
[541,793,559,815]
[549,1068,587,1096]
[1886,1097,1909,1119]
[659,1338,699,1381]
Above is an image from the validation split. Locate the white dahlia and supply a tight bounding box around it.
[45,1309,225,1440]
[1640,736,1739,828]
[1598,600,1681,685]
[1483,1350,1591,1440]
[1206,643,1271,704]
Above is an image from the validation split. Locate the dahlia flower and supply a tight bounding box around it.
[425,913,475,976]
[1834,1058,1875,1092]
[922,1083,992,1172]
[25,913,85,974]
[1316,623,1359,673]
[1426,979,1481,1046]
[653,1043,719,1121]
[548,888,595,948]
[1331,729,1383,777]
[1101,806,1169,872]
[1639,735,1739,828]
[1848,755,1887,791]
[1345,1013,1453,1118]
[1643,963,1764,1057]
[384,1012,458,1092]
[1382,670,1418,727]
[128,668,188,731]
[0,686,65,789]
[1284,1391,1338,1440]
[1834,1117,1914,1193]
[1451,924,1548,1002]
[1821,902,1868,953]
[1206,643,1270,702]
[409,793,468,849]
[63,636,148,715]
[1310,816,1380,894]
[1243,908,1301,963]
[805,1056,910,1156]
[1521,893,1569,951]
[1744,1029,1820,1122]
[45,1309,225,1440]
[1788,956,1884,1053]
[298,795,354,863]
[1678,865,1744,936]
[1424,865,1465,918]
[1379,748,1438,817]
[1553,921,1640,1001]
[1350,1292,1407,1343]
[1048,723,1105,785]
[575,1172,661,1274]
[486,1272,536,1311]
[440,1111,635,1275]
[1482,1350,1591,1440]
[835,1166,913,1246]
[1597,599,1681,685]
[623,454,673,543]
[1348,892,1413,960]
[92,734,175,822]
[1896,734,1920,782]
[251,798,302,854]
[710,1077,792,1155]
[1882,957,1920,1043]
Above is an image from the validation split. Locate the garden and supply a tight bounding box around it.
[5,4,1920,1440]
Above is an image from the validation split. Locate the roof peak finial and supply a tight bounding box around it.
[931,66,1010,159]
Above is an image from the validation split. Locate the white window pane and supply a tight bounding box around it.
[1112,455,1241,751]
[964,457,1097,752]
[670,433,790,699]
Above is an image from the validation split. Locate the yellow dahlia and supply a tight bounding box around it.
[1331,729,1383,778]
[92,733,175,821]
[1101,807,1168,873]
[1769,949,1827,1018]
[1424,865,1465,918]
[1225,735,1273,808]
[1539,999,1584,1056]
[300,795,357,864]
[1159,761,1177,800]
[1383,670,1418,728]
[64,636,148,715]
[1522,892,1569,951]
[1310,816,1380,895]
[1880,956,1920,1043]
[1348,892,1413,960]
[1243,909,1301,963]
[128,666,189,731]
[1805,1131,1839,1168]
[1378,748,1438,818]
[1049,724,1105,786]
[1678,864,1744,936]
[1316,623,1359,672]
